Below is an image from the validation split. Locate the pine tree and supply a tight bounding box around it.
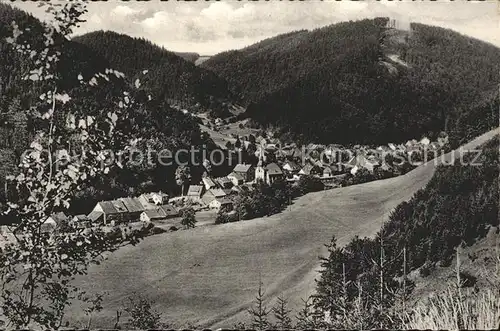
[295,297,323,329]
[247,281,270,330]
[314,236,347,320]
[273,296,292,330]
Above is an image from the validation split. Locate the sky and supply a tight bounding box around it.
[10,0,500,55]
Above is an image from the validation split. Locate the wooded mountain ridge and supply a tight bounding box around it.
[202,18,500,146]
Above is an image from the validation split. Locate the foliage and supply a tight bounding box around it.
[0,3,154,328]
[0,4,214,214]
[215,209,231,224]
[296,175,324,194]
[180,206,196,229]
[74,30,232,110]
[175,165,191,196]
[403,287,500,330]
[124,294,164,330]
[233,179,292,220]
[312,136,499,328]
[295,297,324,329]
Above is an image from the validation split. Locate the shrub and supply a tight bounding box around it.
[403,288,500,330]
[124,294,165,329]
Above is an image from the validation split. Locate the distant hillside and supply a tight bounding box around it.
[174,51,200,63]
[202,18,500,145]
[74,31,233,110]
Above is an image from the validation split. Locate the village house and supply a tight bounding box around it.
[72,214,91,229]
[209,197,233,211]
[322,165,344,178]
[299,163,323,177]
[118,197,145,221]
[202,177,217,190]
[140,204,179,223]
[227,172,244,186]
[91,200,129,224]
[201,187,227,205]
[138,192,169,209]
[232,164,254,182]
[87,211,104,224]
[265,163,284,184]
[420,137,430,146]
[231,184,252,194]
[349,154,380,175]
[282,160,301,175]
[186,185,205,200]
[42,212,67,232]
[216,177,233,189]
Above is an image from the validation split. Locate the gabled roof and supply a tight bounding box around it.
[110,200,128,213]
[119,197,144,213]
[209,188,227,197]
[97,201,118,214]
[300,163,321,175]
[187,185,204,197]
[233,164,253,173]
[228,172,244,181]
[202,177,216,187]
[51,212,67,223]
[215,197,233,205]
[265,163,283,175]
[88,211,104,222]
[160,204,179,217]
[142,209,165,220]
[283,160,301,171]
[73,214,90,221]
[217,177,231,184]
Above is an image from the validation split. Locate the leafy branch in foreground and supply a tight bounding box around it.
[0,2,151,328]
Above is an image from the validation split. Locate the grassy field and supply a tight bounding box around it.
[67,128,499,329]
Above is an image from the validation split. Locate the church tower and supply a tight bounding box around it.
[255,151,266,183]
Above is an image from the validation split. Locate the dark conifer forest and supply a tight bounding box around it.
[0,4,214,213]
[202,18,500,146]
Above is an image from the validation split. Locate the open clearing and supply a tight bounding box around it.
[68,128,499,329]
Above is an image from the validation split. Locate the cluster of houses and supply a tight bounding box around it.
[18,133,450,234]
[222,132,449,178]
[40,191,180,232]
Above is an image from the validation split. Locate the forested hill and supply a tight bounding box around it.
[74,31,233,110]
[202,18,500,146]
[0,4,212,212]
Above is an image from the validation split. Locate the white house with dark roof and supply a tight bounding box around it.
[209,197,233,211]
[282,160,301,174]
[265,163,283,184]
[227,172,244,186]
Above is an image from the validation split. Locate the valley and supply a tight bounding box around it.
[66,128,499,328]
[0,4,498,329]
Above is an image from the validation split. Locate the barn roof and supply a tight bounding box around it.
[233,164,252,173]
[119,197,144,213]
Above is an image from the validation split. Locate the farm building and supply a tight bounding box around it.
[227,172,244,186]
[209,197,233,211]
[232,164,254,181]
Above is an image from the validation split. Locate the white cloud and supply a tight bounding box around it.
[11,0,500,54]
